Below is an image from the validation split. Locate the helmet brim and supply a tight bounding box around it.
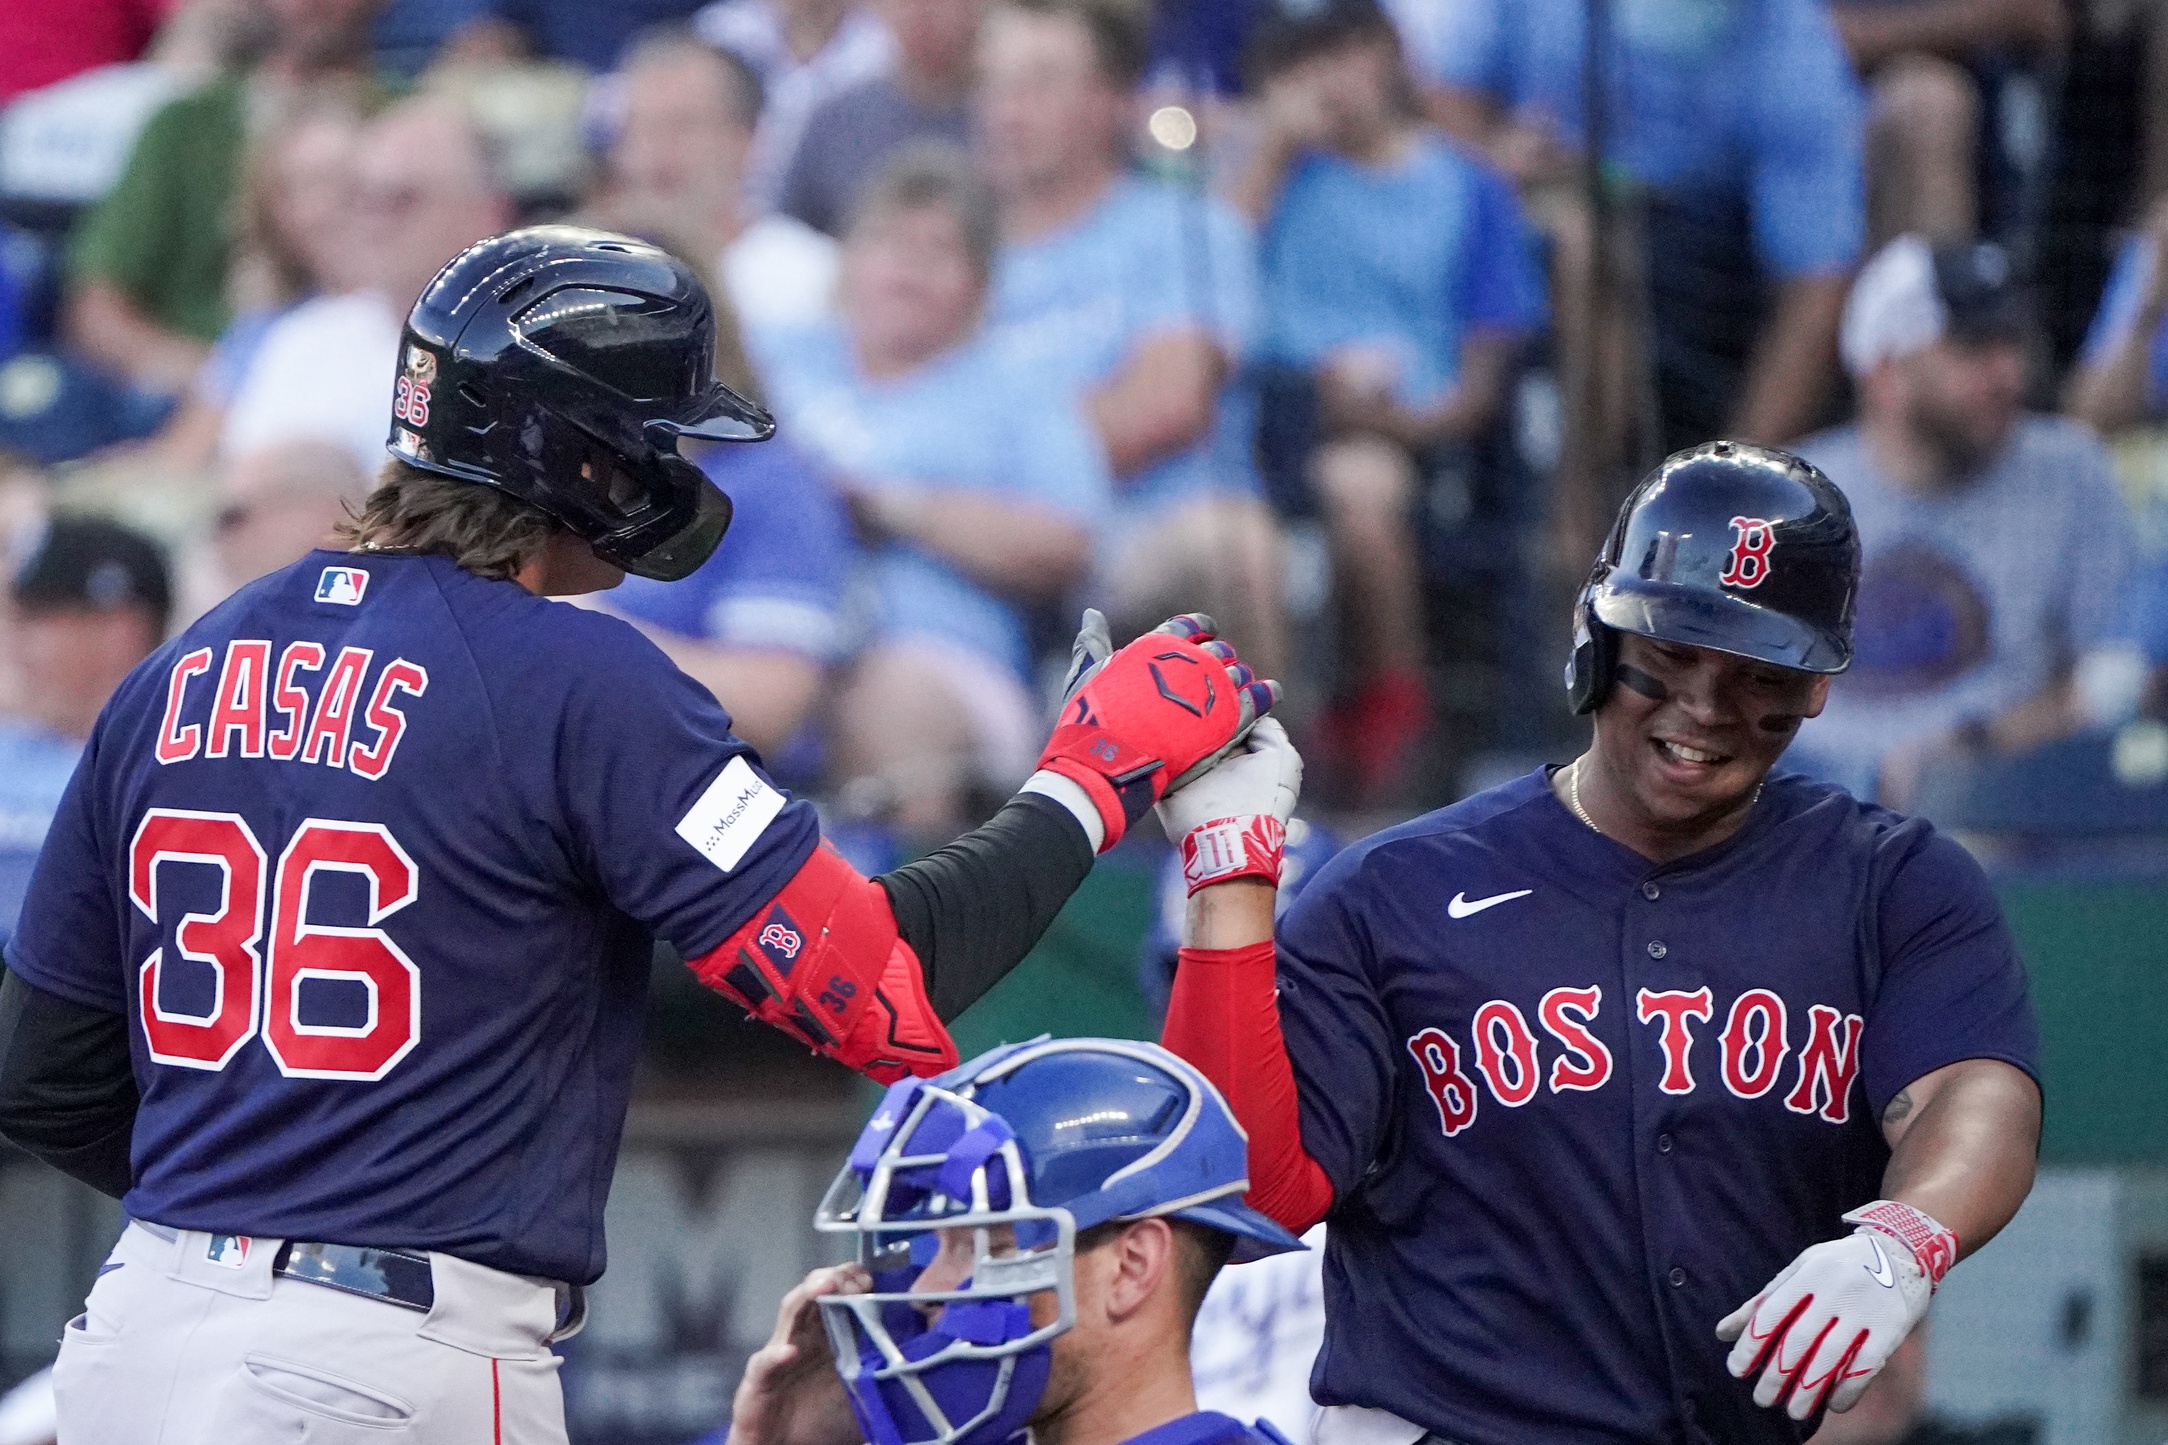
[1592,574,1851,674]
[1169,1197,1309,1262]
[654,383,777,444]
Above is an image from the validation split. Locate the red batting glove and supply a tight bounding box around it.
[1036,611,1279,851]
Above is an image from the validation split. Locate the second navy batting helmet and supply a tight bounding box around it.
[387,225,774,581]
[1565,441,1860,714]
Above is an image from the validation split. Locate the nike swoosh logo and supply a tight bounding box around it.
[1863,1237,1896,1288]
[1447,889,1532,919]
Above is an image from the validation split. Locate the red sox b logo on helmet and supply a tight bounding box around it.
[1719,517,1777,589]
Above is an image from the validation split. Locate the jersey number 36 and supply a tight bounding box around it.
[130,809,419,1082]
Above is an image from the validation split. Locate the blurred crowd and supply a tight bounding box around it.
[2,0,2168,939]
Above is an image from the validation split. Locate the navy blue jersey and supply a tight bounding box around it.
[2,551,819,1285]
[1276,769,2037,1445]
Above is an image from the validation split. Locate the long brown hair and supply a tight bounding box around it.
[336,462,562,582]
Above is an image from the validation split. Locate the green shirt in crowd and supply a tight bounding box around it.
[67,75,247,344]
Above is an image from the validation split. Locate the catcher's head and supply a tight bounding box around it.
[814,1037,1303,1445]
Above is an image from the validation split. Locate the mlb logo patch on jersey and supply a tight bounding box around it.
[316,566,369,606]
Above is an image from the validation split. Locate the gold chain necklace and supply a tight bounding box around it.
[1568,758,1760,838]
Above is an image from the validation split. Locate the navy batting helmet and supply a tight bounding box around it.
[1565,441,1860,714]
[387,225,774,581]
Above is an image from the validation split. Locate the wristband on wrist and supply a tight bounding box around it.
[1179,814,1286,894]
[1843,1199,1959,1287]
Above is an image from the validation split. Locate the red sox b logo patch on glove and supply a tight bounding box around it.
[1037,612,1279,851]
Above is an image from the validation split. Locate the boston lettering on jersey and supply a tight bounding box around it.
[154,639,428,780]
[1405,986,1864,1139]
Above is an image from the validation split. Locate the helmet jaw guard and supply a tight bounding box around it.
[387,225,775,582]
[1565,441,1860,715]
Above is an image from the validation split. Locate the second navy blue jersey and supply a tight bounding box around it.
[1277,769,2036,1445]
[3,551,819,1284]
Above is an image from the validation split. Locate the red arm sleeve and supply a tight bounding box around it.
[1163,939,1336,1234]
[687,840,959,1084]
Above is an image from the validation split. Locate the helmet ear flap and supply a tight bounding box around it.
[1565,593,1615,715]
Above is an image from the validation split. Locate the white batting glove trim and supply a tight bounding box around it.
[1020,770,1105,853]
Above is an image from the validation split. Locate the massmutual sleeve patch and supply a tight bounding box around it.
[674,755,787,872]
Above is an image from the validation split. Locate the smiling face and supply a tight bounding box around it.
[1588,632,1830,836]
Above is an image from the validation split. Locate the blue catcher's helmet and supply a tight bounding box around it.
[815,1038,1304,1445]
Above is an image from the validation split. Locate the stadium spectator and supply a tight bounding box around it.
[600,31,839,334]
[755,147,1108,836]
[149,91,368,469]
[2067,193,2168,436]
[63,0,388,395]
[1416,0,1865,456]
[0,517,170,944]
[776,0,982,237]
[434,0,705,72]
[696,0,896,209]
[978,0,1287,678]
[185,439,371,618]
[1237,0,1545,802]
[217,92,515,473]
[1789,237,2136,805]
[601,438,855,758]
[1830,0,2066,246]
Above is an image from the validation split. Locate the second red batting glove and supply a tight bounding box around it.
[1036,611,1279,851]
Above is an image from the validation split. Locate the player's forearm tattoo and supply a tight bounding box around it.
[1882,1089,1916,1127]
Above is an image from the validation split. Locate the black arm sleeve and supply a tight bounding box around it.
[877,793,1096,1022]
[0,967,139,1198]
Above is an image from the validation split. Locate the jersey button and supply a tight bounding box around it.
[1641,881,1661,900]
[1669,1267,1687,1287]
[1647,940,1668,959]
[1657,1133,1674,1154]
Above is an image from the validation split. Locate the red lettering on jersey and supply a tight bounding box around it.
[348,659,429,781]
[267,642,326,761]
[1636,987,1714,1095]
[1406,1026,1480,1136]
[1471,1000,1541,1107]
[129,809,267,1070]
[155,648,214,765]
[1720,988,1792,1099]
[1718,516,1777,589]
[1784,1004,1865,1123]
[1539,985,1613,1092]
[203,640,272,759]
[301,647,373,768]
[264,819,420,1081]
